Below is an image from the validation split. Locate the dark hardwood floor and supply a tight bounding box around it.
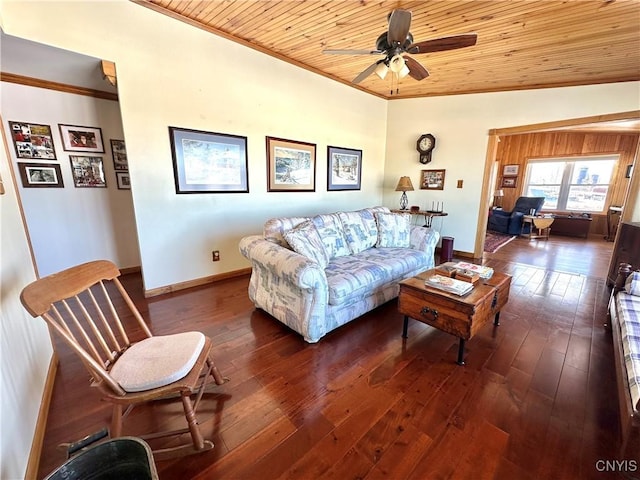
[38,233,634,479]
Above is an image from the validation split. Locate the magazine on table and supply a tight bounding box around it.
[425,274,474,296]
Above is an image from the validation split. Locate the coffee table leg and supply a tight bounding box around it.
[457,339,466,365]
[402,316,409,338]
[494,311,501,326]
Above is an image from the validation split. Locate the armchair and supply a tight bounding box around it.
[488,196,545,235]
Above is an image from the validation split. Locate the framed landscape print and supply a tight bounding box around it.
[9,121,56,160]
[69,155,107,187]
[327,146,362,191]
[110,139,128,170]
[17,162,64,188]
[116,172,131,190]
[169,127,248,194]
[59,124,105,153]
[267,136,316,192]
[503,164,519,176]
[420,169,446,190]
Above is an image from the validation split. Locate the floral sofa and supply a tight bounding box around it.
[239,206,440,343]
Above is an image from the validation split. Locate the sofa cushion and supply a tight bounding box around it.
[337,210,378,254]
[283,220,329,268]
[312,213,351,259]
[625,271,640,296]
[375,212,411,248]
[326,247,429,305]
[264,216,310,247]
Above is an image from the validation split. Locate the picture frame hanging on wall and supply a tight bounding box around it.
[169,127,249,194]
[501,176,518,188]
[17,162,64,188]
[9,121,57,160]
[327,146,362,191]
[420,169,446,190]
[266,136,316,192]
[69,155,107,187]
[116,172,131,190]
[59,124,105,153]
[110,139,128,171]
[503,164,519,176]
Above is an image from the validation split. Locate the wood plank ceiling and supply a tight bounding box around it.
[134,0,640,100]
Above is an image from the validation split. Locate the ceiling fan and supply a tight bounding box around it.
[323,9,477,84]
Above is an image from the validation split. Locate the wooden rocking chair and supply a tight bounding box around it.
[20,260,228,460]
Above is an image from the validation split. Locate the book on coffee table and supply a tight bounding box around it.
[425,274,474,296]
[452,262,494,279]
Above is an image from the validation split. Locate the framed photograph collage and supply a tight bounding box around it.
[8,120,129,191]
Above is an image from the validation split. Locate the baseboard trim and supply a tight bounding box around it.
[120,265,141,275]
[25,353,59,480]
[144,267,251,298]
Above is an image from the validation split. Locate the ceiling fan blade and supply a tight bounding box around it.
[323,49,382,55]
[387,9,412,46]
[352,60,383,84]
[403,56,429,80]
[408,33,478,54]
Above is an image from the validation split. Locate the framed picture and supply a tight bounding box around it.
[420,169,446,190]
[116,172,131,190]
[69,155,107,187]
[17,162,64,188]
[9,121,56,160]
[110,139,128,171]
[327,146,362,191]
[501,176,518,188]
[503,164,519,176]
[169,127,249,194]
[59,124,105,153]
[266,136,316,192]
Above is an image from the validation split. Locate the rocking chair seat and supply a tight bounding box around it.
[110,331,205,393]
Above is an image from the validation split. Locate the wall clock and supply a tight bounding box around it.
[416,134,436,164]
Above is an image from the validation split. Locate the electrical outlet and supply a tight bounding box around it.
[212,250,220,262]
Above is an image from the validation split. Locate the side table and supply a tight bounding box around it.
[522,215,554,240]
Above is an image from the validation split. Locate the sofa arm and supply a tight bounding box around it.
[409,226,440,253]
[239,235,330,342]
[239,235,328,292]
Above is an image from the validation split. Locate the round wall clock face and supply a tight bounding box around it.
[417,134,435,153]
[419,136,433,152]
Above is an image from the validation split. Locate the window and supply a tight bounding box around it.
[523,155,618,213]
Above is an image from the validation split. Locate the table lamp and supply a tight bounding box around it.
[395,176,414,210]
[494,189,504,208]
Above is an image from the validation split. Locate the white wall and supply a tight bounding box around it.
[1,0,388,291]
[1,82,140,276]
[385,82,640,253]
[0,126,54,479]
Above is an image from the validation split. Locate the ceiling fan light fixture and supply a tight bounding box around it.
[388,54,405,73]
[398,63,410,78]
[374,62,389,79]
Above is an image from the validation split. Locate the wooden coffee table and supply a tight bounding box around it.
[398,269,511,365]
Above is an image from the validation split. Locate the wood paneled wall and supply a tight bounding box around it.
[494,131,639,235]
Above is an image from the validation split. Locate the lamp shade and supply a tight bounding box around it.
[494,189,504,197]
[389,54,405,73]
[395,176,414,192]
[374,62,389,79]
[398,63,410,79]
